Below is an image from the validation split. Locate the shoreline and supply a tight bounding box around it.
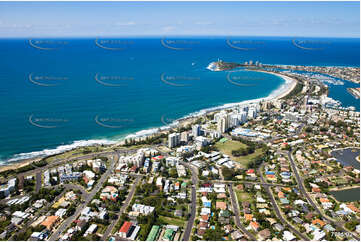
[329,186,360,192]
[252,70,298,100]
[0,70,298,172]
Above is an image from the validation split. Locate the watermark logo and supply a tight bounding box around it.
[226,39,264,51]
[28,39,69,50]
[29,114,68,128]
[94,73,133,87]
[331,232,353,238]
[161,37,200,50]
[95,115,134,129]
[95,38,134,50]
[28,73,68,86]
[226,72,261,87]
[292,39,331,50]
[160,73,200,87]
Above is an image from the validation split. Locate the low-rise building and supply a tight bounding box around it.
[41,216,59,230]
[132,204,155,216]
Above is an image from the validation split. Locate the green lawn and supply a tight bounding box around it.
[158,215,186,227]
[216,140,247,151]
[45,146,112,162]
[215,140,264,168]
[96,224,107,234]
[235,189,252,203]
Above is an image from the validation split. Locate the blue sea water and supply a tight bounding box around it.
[0,36,359,163]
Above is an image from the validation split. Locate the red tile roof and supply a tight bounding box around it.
[246,169,255,174]
[119,221,132,233]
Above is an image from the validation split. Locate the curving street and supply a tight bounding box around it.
[181,162,198,241]
[228,183,257,241]
[101,176,141,240]
[48,152,119,241]
[287,151,359,240]
[258,164,309,241]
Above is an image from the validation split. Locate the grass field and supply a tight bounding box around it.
[96,224,107,234]
[158,215,186,227]
[235,189,252,203]
[45,145,113,162]
[215,140,264,168]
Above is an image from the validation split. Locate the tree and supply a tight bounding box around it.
[221,167,236,180]
[203,226,224,241]
[201,146,212,153]
[305,126,313,133]
[345,220,358,231]
[169,168,178,178]
[67,204,76,216]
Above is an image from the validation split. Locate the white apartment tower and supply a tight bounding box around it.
[168,133,180,148]
[192,124,201,137]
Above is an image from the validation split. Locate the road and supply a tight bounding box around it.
[258,164,309,241]
[62,183,88,199]
[35,172,41,192]
[5,150,121,186]
[101,176,140,240]
[287,151,359,240]
[5,144,159,184]
[181,162,198,241]
[228,184,257,241]
[48,152,119,241]
[209,179,295,188]
[10,184,87,240]
[10,147,140,183]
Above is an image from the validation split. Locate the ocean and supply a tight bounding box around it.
[0,36,359,163]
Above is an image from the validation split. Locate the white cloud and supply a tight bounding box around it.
[115,21,136,26]
[162,26,176,32]
[0,22,32,29]
[195,21,213,25]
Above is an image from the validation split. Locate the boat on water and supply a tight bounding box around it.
[347,87,360,99]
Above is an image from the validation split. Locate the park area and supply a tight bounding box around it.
[215,139,265,168]
[158,215,186,228]
[235,189,253,207]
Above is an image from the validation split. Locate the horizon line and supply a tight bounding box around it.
[0,35,359,39]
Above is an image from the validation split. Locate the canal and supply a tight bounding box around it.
[331,147,360,170]
[330,187,360,202]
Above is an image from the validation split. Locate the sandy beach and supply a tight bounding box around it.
[272,73,298,99]
[0,157,42,173]
[0,70,299,173]
[253,70,298,100]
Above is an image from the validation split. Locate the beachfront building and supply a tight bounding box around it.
[180,131,190,142]
[168,133,180,148]
[216,111,229,133]
[0,178,16,197]
[195,136,209,149]
[118,151,145,168]
[192,124,201,137]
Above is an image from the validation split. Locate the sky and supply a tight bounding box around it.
[0,1,359,38]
